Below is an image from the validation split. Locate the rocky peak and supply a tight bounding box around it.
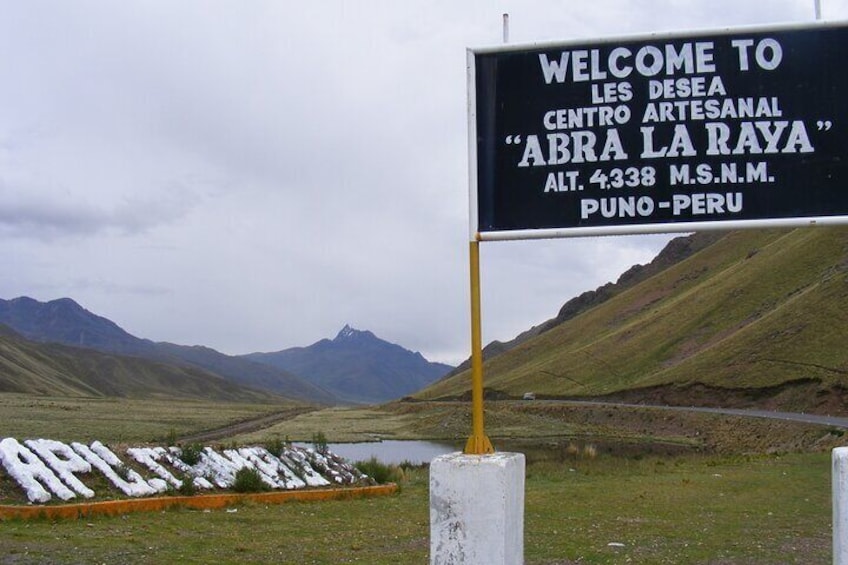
[334,324,373,342]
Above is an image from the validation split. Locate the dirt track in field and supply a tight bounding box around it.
[176,406,320,444]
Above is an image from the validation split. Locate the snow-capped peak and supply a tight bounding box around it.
[335,324,359,340]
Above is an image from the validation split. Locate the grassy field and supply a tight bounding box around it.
[0,394,842,563]
[0,393,289,444]
[1,452,833,564]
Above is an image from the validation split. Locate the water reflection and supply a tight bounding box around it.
[307,440,459,466]
[302,437,698,466]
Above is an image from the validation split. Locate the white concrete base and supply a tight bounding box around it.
[834,447,848,564]
[430,451,525,565]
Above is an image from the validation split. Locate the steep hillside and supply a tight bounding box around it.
[417,228,848,415]
[444,231,724,378]
[245,325,453,404]
[0,324,279,402]
[0,297,335,404]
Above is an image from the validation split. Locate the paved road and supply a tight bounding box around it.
[542,400,848,429]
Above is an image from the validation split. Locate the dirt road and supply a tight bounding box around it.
[176,406,319,444]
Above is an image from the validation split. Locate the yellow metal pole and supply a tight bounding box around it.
[464,239,494,455]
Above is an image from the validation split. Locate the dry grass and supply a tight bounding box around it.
[230,406,419,444]
[0,393,286,444]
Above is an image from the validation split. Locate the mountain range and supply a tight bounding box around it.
[0,296,332,403]
[0,322,275,402]
[3,226,847,414]
[244,325,453,403]
[0,297,452,404]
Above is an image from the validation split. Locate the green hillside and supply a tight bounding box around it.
[0,325,280,402]
[418,228,848,413]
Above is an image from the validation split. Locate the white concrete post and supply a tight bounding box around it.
[834,447,848,564]
[430,452,525,564]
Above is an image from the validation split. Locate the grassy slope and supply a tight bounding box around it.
[419,227,848,401]
[0,326,282,403]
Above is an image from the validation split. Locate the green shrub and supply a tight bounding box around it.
[355,457,403,484]
[265,438,285,457]
[232,467,269,493]
[312,432,328,454]
[177,475,197,496]
[179,443,204,466]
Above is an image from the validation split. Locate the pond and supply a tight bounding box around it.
[323,440,459,465]
[297,440,458,466]
[303,437,699,466]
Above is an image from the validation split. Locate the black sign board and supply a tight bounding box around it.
[469,22,848,240]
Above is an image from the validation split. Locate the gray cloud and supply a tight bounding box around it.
[1,0,842,364]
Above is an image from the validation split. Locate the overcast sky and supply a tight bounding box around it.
[1,0,844,365]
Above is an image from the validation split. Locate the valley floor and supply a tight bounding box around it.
[227,399,848,457]
[1,393,845,563]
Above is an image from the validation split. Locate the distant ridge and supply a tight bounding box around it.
[0,296,142,352]
[0,323,278,402]
[244,324,453,404]
[0,297,336,404]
